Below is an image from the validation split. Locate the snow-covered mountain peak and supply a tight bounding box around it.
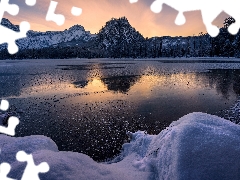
[0,18,95,50]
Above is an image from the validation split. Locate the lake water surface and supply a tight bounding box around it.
[1,58,240,161]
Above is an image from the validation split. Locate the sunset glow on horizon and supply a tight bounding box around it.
[6,0,229,37]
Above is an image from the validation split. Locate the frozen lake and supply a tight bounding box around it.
[1,58,240,161]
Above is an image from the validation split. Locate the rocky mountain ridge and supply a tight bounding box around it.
[0,16,238,59]
[0,18,95,50]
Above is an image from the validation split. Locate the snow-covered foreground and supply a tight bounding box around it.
[1,112,240,180]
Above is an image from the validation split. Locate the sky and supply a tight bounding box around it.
[5,0,229,38]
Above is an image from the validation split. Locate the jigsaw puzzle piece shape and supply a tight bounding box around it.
[131,0,224,37]
[222,3,240,35]
[16,151,49,180]
[0,116,19,136]
[0,21,30,54]
[71,6,82,16]
[0,0,19,19]
[175,12,186,26]
[228,22,239,35]
[0,100,9,111]
[46,1,65,26]
[0,1,30,54]
[0,163,16,180]
[129,0,138,3]
[201,7,221,37]
[25,0,36,6]
[150,0,163,13]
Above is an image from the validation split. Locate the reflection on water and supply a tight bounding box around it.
[74,75,140,93]
[73,66,141,94]
[1,60,240,161]
[206,69,240,98]
[102,75,141,93]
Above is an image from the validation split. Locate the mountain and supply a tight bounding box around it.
[1,18,20,31]
[0,19,96,51]
[0,16,238,59]
[95,17,144,48]
[94,17,145,57]
[19,25,95,49]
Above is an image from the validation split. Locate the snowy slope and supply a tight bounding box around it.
[0,18,95,50]
[123,113,240,179]
[1,113,240,180]
[22,25,95,49]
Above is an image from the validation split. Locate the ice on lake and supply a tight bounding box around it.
[1,58,240,161]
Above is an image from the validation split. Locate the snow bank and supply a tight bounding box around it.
[122,113,240,180]
[0,136,150,180]
[1,112,240,180]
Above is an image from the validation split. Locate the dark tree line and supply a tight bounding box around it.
[0,46,102,59]
[0,17,239,59]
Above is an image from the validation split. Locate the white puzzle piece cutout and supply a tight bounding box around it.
[16,151,49,180]
[130,0,240,37]
[0,0,32,54]
[46,1,65,26]
[0,100,19,136]
[0,0,82,53]
[0,0,19,19]
[71,6,82,16]
[25,0,36,6]
[0,163,15,180]
[0,100,9,111]
[0,116,19,136]
[0,21,30,54]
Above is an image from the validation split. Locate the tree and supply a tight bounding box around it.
[224,17,235,29]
